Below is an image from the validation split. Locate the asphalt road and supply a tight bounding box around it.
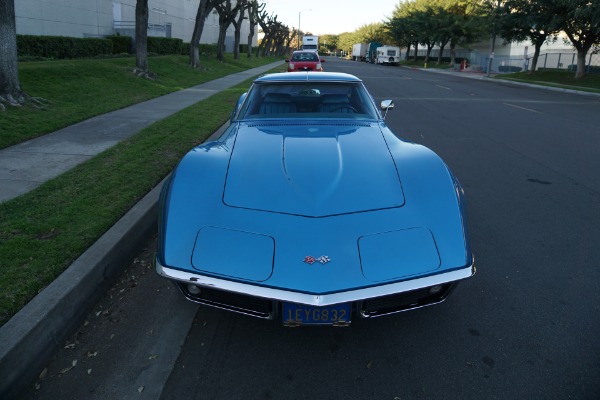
[20,57,600,400]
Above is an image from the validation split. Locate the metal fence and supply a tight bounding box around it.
[476,52,600,74]
[407,48,600,74]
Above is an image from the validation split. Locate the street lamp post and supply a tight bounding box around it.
[298,9,311,50]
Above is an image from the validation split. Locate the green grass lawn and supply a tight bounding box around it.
[0,55,285,326]
[495,70,600,93]
[0,54,286,149]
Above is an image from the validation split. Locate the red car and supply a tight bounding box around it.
[285,51,325,72]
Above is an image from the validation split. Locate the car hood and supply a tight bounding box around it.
[223,122,405,217]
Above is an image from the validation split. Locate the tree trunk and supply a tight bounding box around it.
[425,43,434,64]
[216,24,228,61]
[450,41,456,66]
[575,50,587,79]
[135,0,149,72]
[245,2,255,58]
[189,0,212,68]
[437,42,446,65]
[529,40,543,74]
[247,21,255,58]
[0,0,24,110]
[232,8,245,60]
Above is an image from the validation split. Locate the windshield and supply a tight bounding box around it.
[236,82,380,120]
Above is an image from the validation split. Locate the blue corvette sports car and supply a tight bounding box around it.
[156,72,475,326]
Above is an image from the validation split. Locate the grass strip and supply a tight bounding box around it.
[0,55,285,149]
[494,70,600,93]
[0,65,283,326]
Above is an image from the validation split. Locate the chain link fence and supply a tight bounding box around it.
[477,51,600,74]
[407,48,600,74]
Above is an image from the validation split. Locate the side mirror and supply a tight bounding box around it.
[380,100,394,119]
[380,100,394,110]
[321,59,326,62]
[231,92,248,121]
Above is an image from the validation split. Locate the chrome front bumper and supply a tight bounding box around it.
[156,257,475,319]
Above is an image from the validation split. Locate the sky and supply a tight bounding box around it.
[261,0,401,36]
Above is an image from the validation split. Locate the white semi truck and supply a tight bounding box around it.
[302,36,319,51]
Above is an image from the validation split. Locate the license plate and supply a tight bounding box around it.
[283,303,351,326]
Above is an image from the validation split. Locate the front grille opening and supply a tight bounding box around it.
[359,283,456,318]
[176,282,275,319]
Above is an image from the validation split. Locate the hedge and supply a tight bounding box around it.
[180,43,219,56]
[406,55,469,64]
[17,35,112,59]
[106,35,132,54]
[498,65,522,73]
[567,64,600,74]
[147,37,184,55]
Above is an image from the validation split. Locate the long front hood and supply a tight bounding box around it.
[223,122,405,217]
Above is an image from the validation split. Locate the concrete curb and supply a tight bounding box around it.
[0,123,229,399]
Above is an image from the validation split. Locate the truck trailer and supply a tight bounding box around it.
[351,43,367,61]
[302,35,319,51]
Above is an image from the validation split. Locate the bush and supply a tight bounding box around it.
[17,35,112,59]
[106,34,132,54]
[179,43,218,57]
[498,65,522,73]
[239,44,253,54]
[147,37,184,55]
[405,55,468,65]
[567,64,600,74]
[200,44,218,56]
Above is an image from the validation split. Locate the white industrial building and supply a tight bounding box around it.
[15,0,257,50]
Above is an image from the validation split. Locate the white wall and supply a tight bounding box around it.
[15,0,257,47]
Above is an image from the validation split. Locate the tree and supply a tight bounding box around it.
[498,0,559,74]
[189,0,217,68]
[257,14,290,57]
[231,0,249,60]
[134,0,151,77]
[245,0,262,58]
[445,0,485,66]
[212,0,244,61]
[319,34,339,54]
[353,23,390,44]
[552,0,600,78]
[337,32,359,56]
[0,0,24,111]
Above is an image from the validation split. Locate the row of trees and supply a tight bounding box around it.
[0,0,294,111]
[134,0,291,74]
[386,0,600,78]
[316,0,599,79]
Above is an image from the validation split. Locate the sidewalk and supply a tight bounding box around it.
[0,60,284,400]
[0,61,284,203]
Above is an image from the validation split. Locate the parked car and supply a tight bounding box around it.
[156,72,475,326]
[285,51,324,72]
